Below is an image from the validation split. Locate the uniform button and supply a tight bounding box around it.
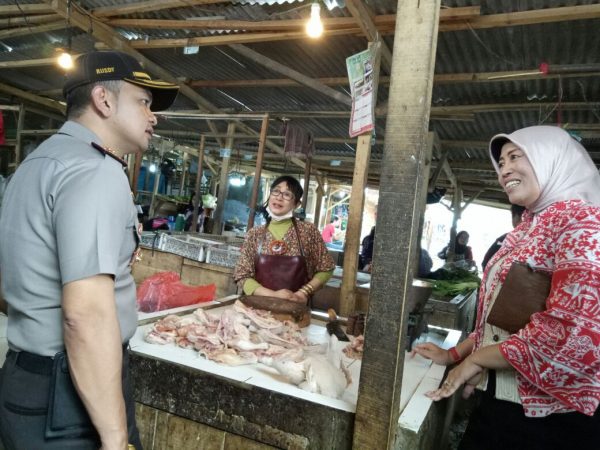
[492,334,499,342]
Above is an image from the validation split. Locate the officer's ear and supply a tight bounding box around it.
[90,84,115,118]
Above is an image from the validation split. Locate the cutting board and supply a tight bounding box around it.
[240,295,311,327]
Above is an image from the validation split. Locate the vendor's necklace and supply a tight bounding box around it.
[268,239,288,255]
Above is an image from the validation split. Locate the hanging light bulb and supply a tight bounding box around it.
[57,51,73,70]
[306,2,324,38]
[57,0,74,70]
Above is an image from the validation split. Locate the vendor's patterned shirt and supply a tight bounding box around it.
[233,219,335,288]
[473,200,600,417]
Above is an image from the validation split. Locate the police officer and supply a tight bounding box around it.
[0,51,178,449]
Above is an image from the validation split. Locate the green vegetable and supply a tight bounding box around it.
[424,269,481,299]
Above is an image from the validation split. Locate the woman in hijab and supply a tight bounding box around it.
[233,175,335,304]
[413,126,600,449]
[437,230,474,263]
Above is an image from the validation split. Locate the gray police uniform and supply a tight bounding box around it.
[0,121,141,449]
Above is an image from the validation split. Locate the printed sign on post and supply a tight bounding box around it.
[346,47,376,138]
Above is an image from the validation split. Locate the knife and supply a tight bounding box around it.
[326,308,350,342]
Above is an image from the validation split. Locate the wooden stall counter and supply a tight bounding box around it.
[130,300,460,449]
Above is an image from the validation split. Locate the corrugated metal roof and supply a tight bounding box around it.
[0,0,599,202]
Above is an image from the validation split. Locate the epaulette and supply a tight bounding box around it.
[91,142,128,167]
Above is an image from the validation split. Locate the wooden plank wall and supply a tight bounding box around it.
[136,404,276,450]
[132,248,238,298]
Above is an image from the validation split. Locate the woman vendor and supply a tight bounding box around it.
[233,175,335,304]
[413,126,600,449]
[437,230,474,264]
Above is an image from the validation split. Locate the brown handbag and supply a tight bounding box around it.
[486,262,552,334]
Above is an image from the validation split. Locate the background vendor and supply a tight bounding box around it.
[234,175,335,304]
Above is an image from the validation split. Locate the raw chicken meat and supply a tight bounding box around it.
[144,302,351,399]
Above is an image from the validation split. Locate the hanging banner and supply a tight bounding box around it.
[346,47,376,138]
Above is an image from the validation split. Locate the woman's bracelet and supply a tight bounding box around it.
[301,284,314,295]
[298,287,311,297]
[448,346,462,363]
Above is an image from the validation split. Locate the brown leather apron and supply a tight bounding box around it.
[254,219,309,292]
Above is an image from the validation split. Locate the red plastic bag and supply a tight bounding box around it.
[136,271,216,312]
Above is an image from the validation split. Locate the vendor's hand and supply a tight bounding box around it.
[411,342,452,366]
[425,356,483,401]
[291,290,309,304]
[270,289,296,300]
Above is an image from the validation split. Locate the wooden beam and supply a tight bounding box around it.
[92,0,229,18]
[0,81,65,114]
[438,4,600,32]
[187,65,600,89]
[228,44,352,107]
[106,7,479,31]
[0,20,65,39]
[98,5,600,48]
[0,14,59,27]
[0,57,61,69]
[0,4,54,16]
[345,0,393,73]
[353,0,441,448]
[96,28,359,50]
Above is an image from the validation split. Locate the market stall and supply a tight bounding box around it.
[129,298,460,449]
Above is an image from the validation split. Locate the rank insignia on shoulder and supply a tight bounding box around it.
[91,142,128,167]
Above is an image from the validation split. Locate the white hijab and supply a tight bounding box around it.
[489,125,600,213]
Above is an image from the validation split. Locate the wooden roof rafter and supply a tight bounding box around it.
[95,4,600,50]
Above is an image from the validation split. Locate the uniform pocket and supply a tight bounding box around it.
[1,358,50,416]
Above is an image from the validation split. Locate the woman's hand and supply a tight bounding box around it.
[271,289,296,300]
[425,356,484,401]
[291,289,309,304]
[411,342,452,365]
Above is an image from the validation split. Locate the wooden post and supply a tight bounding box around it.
[247,115,269,230]
[301,157,311,212]
[191,136,205,233]
[131,152,142,196]
[353,1,441,449]
[149,158,161,218]
[180,152,189,197]
[144,158,152,192]
[339,40,382,317]
[14,104,25,166]
[313,179,325,228]
[447,183,462,262]
[339,135,372,316]
[212,122,235,235]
